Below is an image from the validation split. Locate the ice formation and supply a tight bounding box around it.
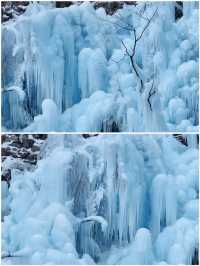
[1,2,199,132]
[1,134,198,264]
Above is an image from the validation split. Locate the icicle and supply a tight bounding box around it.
[151,174,177,238]
[187,135,198,149]
[78,48,108,99]
[183,2,197,18]
[165,175,177,226]
[2,135,198,264]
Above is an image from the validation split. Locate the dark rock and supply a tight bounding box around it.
[175,2,183,20]
[1,134,47,184]
[1,1,29,22]
[111,121,119,132]
[82,134,99,139]
[173,134,188,146]
[93,1,137,15]
[31,145,40,152]
[26,153,37,162]
[22,138,34,149]
[192,248,199,265]
[2,1,137,24]
[1,135,7,143]
[101,118,120,132]
[1,169,11,184]
[12,154,19,159]
[9,141,22,148]
[1,147,12,157]
[18,151,30,159]
[56,2,74,8]
[34,134,47,140]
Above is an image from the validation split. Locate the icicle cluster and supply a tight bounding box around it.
[2,135,198,264]
[1,2,198,132]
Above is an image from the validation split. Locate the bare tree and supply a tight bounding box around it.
[114,5,158,94]
[99,4,158,111]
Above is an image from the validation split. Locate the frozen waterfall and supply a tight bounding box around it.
[1,2,199,132]
[1,134,198,264]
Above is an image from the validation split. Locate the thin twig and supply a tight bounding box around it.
[147,79,156,111]
[136,8,158,42]
[98,6,157,94]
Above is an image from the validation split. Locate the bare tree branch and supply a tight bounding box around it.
[110,53,127,64]
[136,8,158,42]
[147,79,156,111]
[98,5,158,95]
[1,254,23,259]
[118,8,157,93]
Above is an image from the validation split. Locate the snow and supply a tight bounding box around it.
[1,134,198,264]
[1,2,198,132]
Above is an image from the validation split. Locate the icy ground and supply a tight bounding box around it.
[1,2,199,132]
[1,134,199,264]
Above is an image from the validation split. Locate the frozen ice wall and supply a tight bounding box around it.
[2,135,198,264]
[2,2,111,130]
[1,2,199,132]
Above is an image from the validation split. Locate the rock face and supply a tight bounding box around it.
[173,134,188,146]
[1,2,29,22]
[1,1,137,23]
[93,1,136,14]
[1,134,47,221]
[1,134,47,184]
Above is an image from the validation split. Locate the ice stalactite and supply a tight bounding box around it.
[2,91,29,130]
[2,2,115,131]
[25,13,77,115]
[142,81,167,132]
[78,48,108,99]
[187,134,198,149]
[183,2,198,18]
[1,2,198,132]
[1,181,10,220]
[1,135,198,264]
[151,174,177,238]
[98,138,147,249]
